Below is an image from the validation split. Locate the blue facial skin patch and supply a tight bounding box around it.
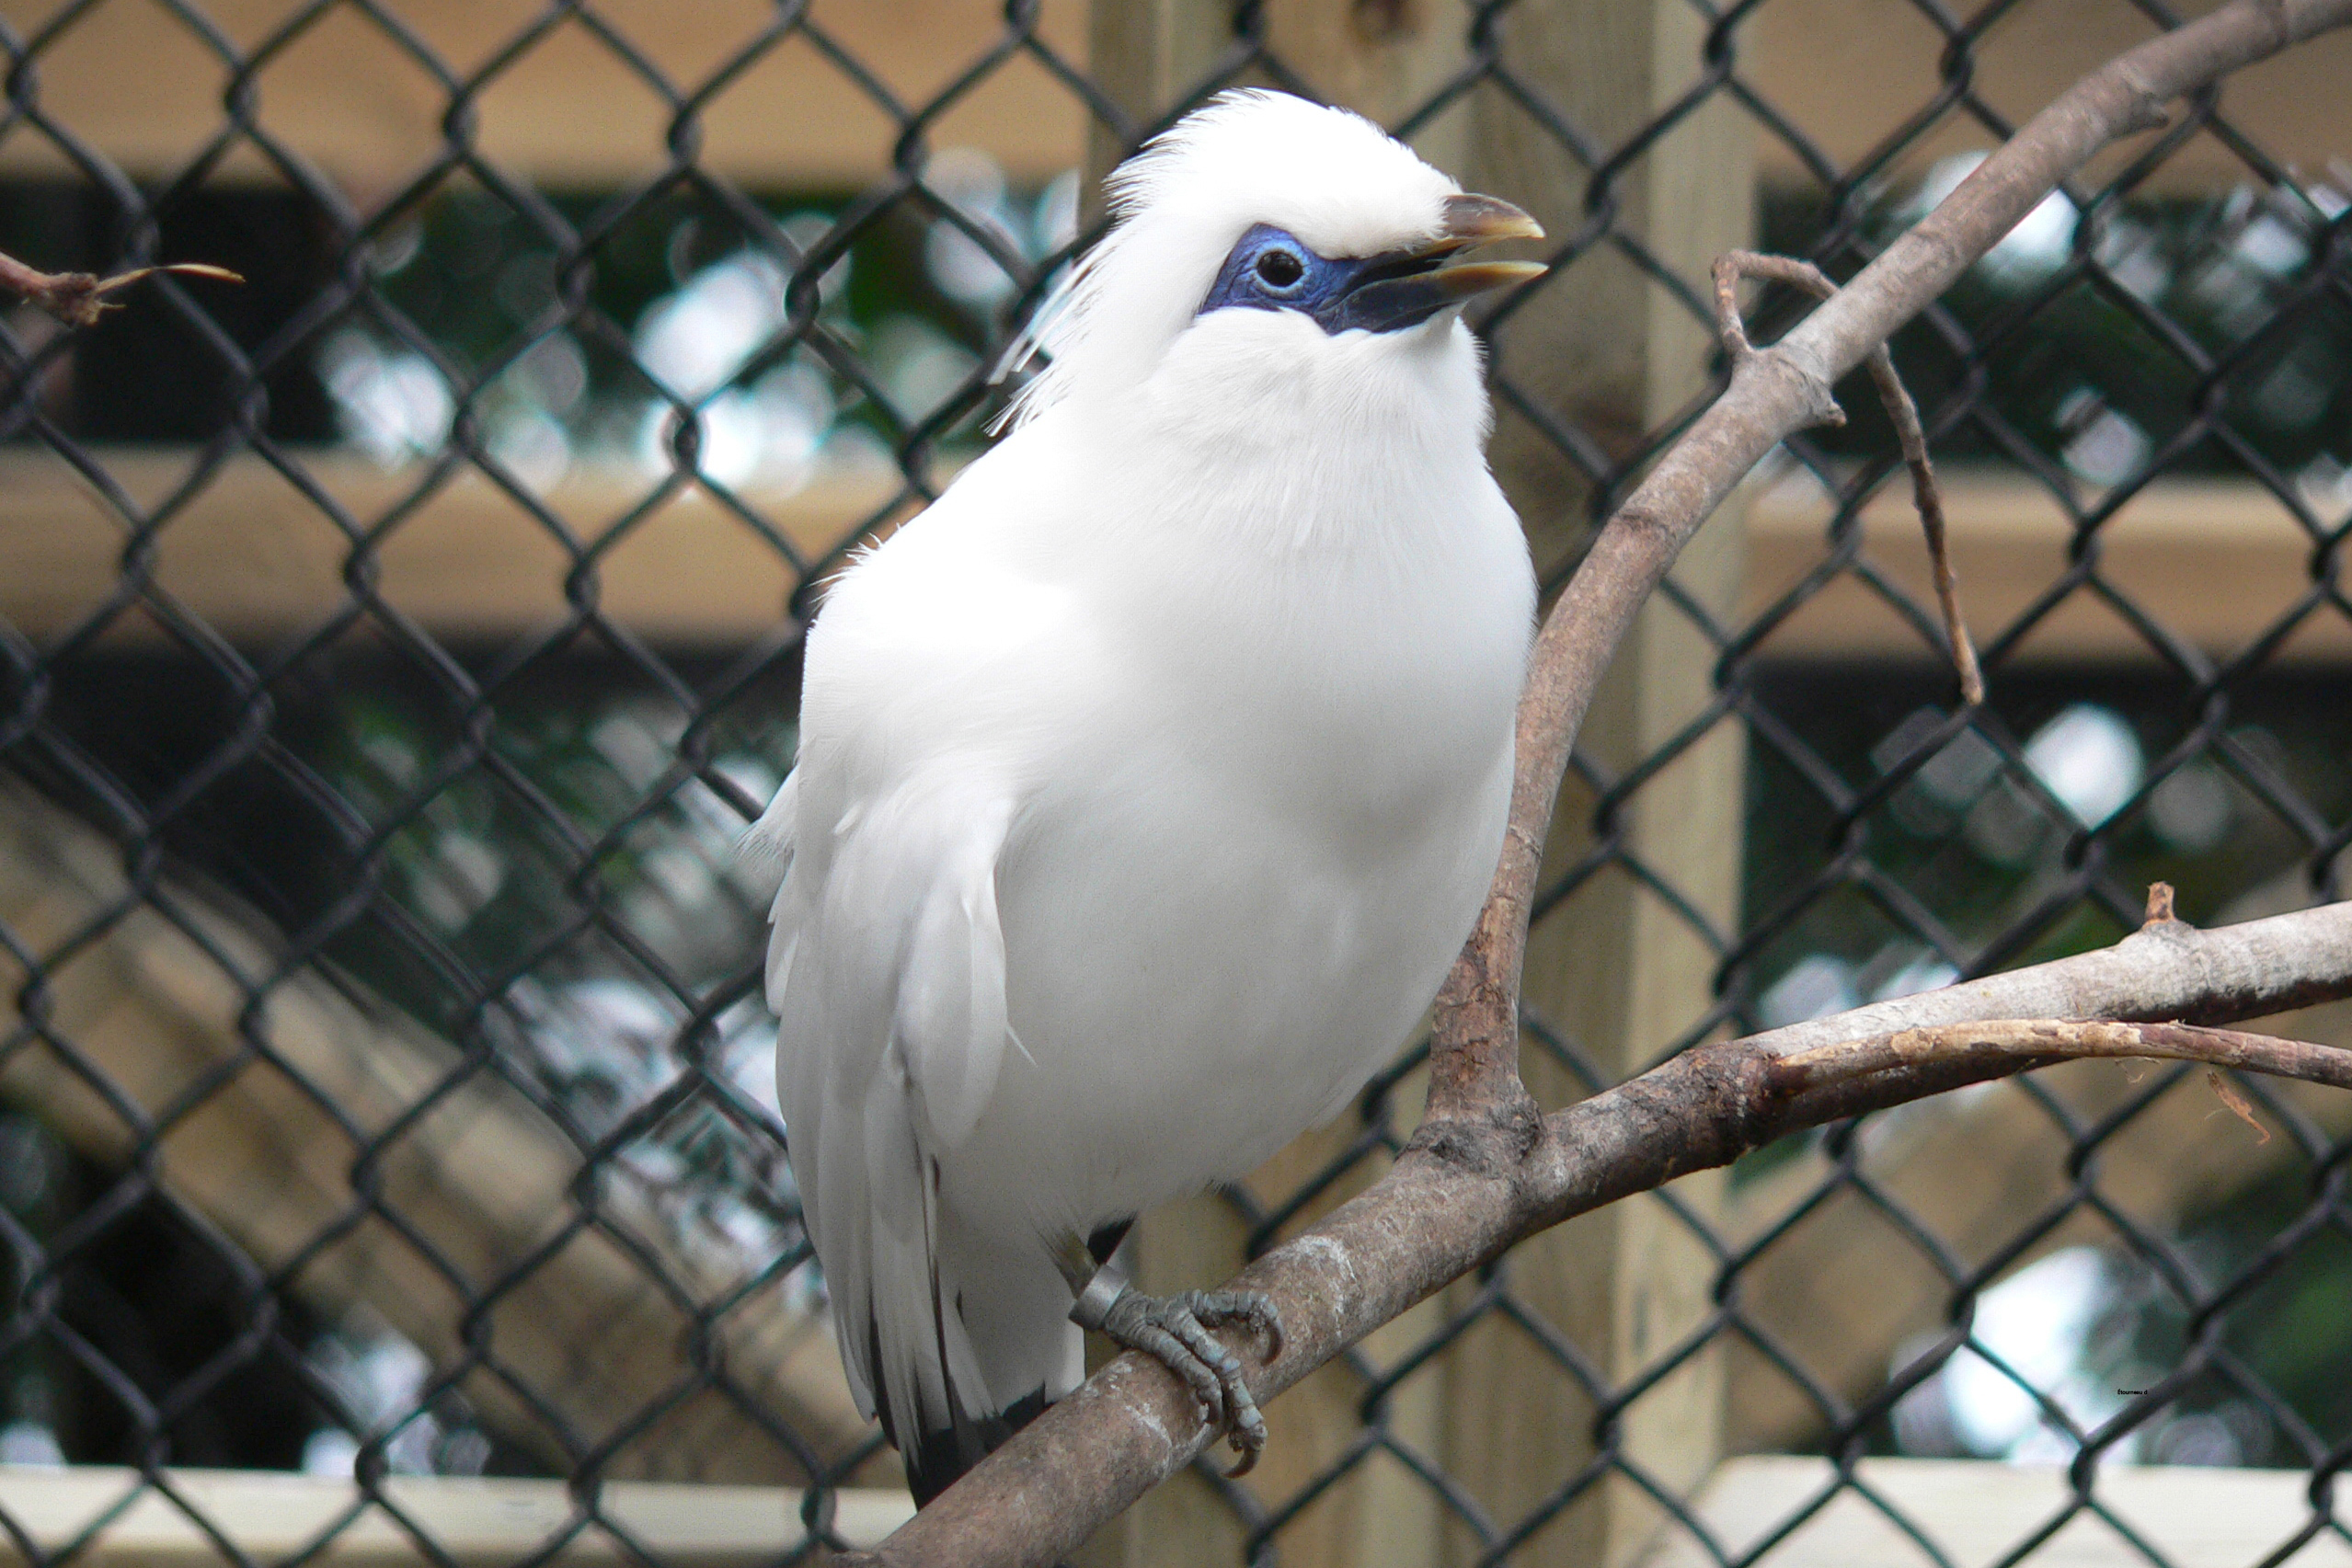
[1197,223,1461,336]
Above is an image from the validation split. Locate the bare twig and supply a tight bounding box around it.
[1712,250,1987,706]
[0,248,241,327]
[1762,1018,2352,1095]
[855,3,2352,1560]
[1877,348,1983,705]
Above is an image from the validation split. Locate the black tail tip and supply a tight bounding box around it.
[901,1387,1050,1506]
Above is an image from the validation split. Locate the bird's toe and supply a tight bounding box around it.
[1099,1289,1273,1474]
[1183,1288,1285,1360]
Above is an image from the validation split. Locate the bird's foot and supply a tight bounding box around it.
[1096,1288,1284,1475]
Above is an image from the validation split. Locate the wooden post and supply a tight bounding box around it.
[1077,3,1750,1563]
[1438,4,1752,1565]
[1083,0,1234,225]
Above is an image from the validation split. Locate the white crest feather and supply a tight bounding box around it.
[1002,88,1459,429]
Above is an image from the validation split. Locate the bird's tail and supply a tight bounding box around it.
[891,1383,1048,1506]
[884,1218,1136,1503]
[850,1203,1085,1506]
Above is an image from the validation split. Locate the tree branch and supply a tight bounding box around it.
[1424,0,2351,1132]
[862,902,2352,1565]
[847,2,2352,1560]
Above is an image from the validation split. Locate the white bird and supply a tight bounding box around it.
[740,88,1540,1502]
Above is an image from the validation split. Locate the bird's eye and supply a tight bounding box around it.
[1255,247,1305,290]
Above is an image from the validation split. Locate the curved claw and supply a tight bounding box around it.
[1187,1288,1285,1362]
[1096,1287,1283,1474]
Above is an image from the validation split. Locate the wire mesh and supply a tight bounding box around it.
[0,1,2346,1564]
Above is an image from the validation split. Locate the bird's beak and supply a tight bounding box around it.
[1436,193,1548,249]
[1337,193,1547,333]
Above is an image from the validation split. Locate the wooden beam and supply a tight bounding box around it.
[0,447,900,648]
[0,0,1090,189]
[1637,1454,2352,1568]
[0,450,2340,664]
[0,0,2337,192]
[0,1463,912,1565]
[1745,467,2352,665]
[1744,0,2352,196]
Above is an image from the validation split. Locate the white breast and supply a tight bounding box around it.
[924,311,1534,1237]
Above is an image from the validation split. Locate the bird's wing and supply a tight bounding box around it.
[763,426,1091,1466]
[817,782,1013,1149]
[769,772,1017,1450]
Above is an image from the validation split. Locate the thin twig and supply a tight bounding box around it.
[1763,1018,2352,1095]
[1713,249,1984,704]
[0,248,241,327]
[1875,350,1984,704]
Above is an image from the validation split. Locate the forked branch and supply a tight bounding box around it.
[861,901,2352,1567]
[1713,249,1984,704]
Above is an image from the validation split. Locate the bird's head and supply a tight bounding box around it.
[1004,90,1542,429]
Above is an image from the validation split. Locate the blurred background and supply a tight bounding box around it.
[0,1,2346,1564]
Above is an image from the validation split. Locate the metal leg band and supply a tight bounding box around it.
[1068,1260,1130,1332]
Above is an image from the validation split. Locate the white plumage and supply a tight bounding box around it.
[741,89,1538,1497]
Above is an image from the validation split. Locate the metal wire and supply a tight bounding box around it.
[0,0,2346,1563]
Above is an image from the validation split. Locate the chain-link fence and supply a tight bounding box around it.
[0,0,2346,1563]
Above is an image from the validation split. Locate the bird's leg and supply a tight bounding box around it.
[1054,1230,1285,1475]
